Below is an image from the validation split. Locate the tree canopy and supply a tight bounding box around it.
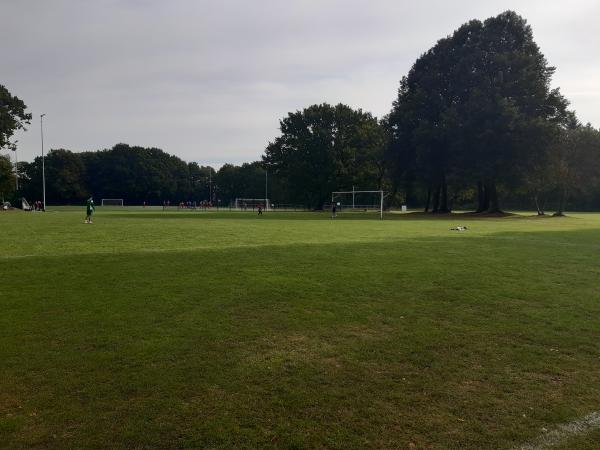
[0,154,15,200]
[0,84,31,151]
[263,103,388,209]
[388,11,570,213]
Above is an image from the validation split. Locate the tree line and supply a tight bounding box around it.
[262,11,600,213]
[6,144,270,206]
[2,11,600,212]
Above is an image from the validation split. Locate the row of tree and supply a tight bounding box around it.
[262,11,600,213]
[2,11,600,212]
[3,144,272,206]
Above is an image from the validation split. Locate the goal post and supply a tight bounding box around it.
[331,190,386,219]
[234,198,270,210]
[101,198,124,206]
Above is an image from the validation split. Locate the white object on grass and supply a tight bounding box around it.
[22,198,32,211]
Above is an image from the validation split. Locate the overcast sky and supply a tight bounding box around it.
[2,0,599,165]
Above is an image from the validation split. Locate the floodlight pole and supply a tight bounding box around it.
[40,114,46,210]
[13,147,18,191]
[265,170,268,210]
[380,190,384,220]
[352,185,355,209]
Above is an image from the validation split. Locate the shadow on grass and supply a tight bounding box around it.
[107,211,390,221]
[104,210,578,222]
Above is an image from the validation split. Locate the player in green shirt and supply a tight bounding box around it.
[85,197,95,224]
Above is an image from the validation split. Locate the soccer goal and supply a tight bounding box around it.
[331,189,386,219]
[101,198,124,206]
[21,197,32,211]
[234,198,270,210]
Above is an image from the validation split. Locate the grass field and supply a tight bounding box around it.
[1,208,600,449]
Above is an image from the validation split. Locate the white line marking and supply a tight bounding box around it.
[515,411,600,450]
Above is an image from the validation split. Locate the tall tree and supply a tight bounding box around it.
[0,84,31,151]
[388,11,569,213]
[0,154,15,201]
[459,11,568,212]
[44,149,87,203]
[263,103,386,209]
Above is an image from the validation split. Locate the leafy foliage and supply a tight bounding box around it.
[263,103,388,209]
[0,153,15,198]
[0,84,31,151]
[388,11,572,212]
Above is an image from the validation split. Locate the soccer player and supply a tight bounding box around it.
[331,202,337,218]
[257,204,263,215]
[85,197,95,223]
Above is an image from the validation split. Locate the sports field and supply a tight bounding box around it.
[1,208,600,449]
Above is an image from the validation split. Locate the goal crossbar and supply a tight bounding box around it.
[101,198,124,206]
[234,198,270,210]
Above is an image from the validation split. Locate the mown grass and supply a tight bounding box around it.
[1,209,600,449]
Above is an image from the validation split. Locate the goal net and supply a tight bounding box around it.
[21,197,32,211]
[234,198,270,210]
[331,190,385,219]
[101,198,124,206]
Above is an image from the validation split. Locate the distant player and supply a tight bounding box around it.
[331,203,337,218]
[257,204,263,215]
[85,197,95,223]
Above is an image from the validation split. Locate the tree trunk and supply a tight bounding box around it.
[389,184,398,211]
[486,181,502,213]
[424,184,432,213]
[431,183,441,213]
[438,175,450,213]
[534,193,545,215]
[476,181,488,213]
[404,181,415,209]
[448,193,458,212]
[553,186,567,216]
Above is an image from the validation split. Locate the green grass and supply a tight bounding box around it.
[1,208,600,449]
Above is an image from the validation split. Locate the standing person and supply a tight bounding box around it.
[85,197,95,224]
[331,202,337,218]
[257,204,263,215]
